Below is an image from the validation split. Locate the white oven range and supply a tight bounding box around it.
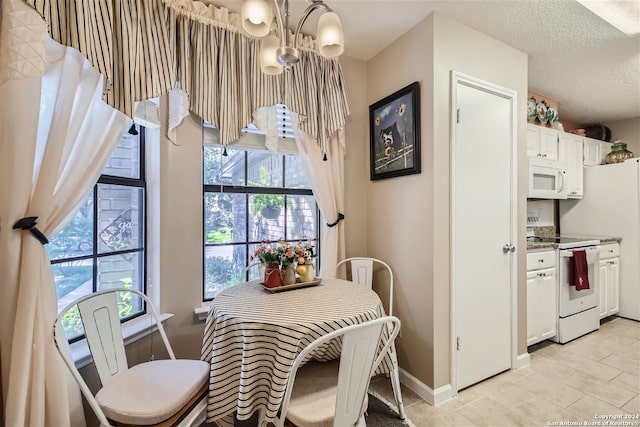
[552,237,601,344]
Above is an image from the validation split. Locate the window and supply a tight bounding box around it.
[203,143,319,300]
[48,128,146,340]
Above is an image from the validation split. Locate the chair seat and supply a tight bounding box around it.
[96,359,210,425]
[285,360,368,427]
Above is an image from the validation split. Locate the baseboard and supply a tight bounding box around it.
[398,367,453,406]
[514,352,531,370]
[398,353,528,406]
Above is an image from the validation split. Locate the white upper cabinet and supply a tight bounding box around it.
[558,132,584,198]
[527,124,559,160]
[583,137,602,166]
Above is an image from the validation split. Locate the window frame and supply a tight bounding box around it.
[202,148,320,301]
[50,127,148,343]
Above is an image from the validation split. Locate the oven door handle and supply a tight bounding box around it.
[559,247,600,262]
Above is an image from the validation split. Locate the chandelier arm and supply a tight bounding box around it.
[292,1,330,50]
[272,0,286,45]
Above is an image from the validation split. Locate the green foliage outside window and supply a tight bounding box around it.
[205,256,238,289]
[251,166,284,217]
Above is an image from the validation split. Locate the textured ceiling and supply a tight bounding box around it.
[211,0,640,125]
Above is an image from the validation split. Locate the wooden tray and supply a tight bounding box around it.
[261,278,322,293]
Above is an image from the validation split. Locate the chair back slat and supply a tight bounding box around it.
[334,320,385,426]
[351,259,374,289]
[278,316,401,427]
[77,292,128,385]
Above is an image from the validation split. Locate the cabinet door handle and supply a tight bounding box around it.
[503,244,516,253]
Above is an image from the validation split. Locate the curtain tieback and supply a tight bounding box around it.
[13,217,49,245]
[327,213,344,228]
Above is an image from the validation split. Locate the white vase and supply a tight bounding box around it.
[297,264,315,283]
[281,264,296,286]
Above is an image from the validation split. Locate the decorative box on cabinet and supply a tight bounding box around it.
[583,137,602,166]
[526,250,557,346]
[599,243,620,319]
[558,132,584,198]
[527,124,559,160]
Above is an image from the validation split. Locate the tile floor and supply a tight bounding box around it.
[370,316,639,426]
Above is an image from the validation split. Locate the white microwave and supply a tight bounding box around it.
[528,158,568,199]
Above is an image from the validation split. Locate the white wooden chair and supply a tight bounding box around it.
[242,261,262,282]
[335,257,405,420]
[276,316,401,427]
[53,288,209,427]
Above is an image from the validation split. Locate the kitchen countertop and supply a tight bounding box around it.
[526,234,622,251]
[526,241,557,250]
[560,234,623,244]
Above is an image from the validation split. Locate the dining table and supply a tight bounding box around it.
[200,277,392,427]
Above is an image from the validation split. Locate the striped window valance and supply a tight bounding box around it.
[26,0,175,118]
[25,0,350,155]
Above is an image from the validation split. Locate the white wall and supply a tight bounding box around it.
[361,12,528,390]
[607,117,640,156]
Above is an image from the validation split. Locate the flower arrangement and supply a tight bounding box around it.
[276,241,297,266]
[294,240,317,265]
[250,240,280,264]
[250,240,317,267]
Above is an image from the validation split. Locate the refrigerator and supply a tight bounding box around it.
[560,158,640,321]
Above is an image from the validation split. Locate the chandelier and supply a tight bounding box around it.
[241,0,344,75]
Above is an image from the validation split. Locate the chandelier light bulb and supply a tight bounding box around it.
[261,35,284,75]
[241,0,273,37]
[317,11,344,58]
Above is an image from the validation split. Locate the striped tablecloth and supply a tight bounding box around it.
[200,278,389,426]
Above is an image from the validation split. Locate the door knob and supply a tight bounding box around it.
[502,244,516,253]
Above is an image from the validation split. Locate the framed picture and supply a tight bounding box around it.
[369,82,421,180]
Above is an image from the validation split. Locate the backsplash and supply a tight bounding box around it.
[527,200,556,237]
[534,226,556,237]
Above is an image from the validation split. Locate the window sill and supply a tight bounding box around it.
[194,304,211,322]
[70,313,174,369]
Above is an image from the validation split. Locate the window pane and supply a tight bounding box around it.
[54,259,94,313]
[97,185,144,253]
[204,145,245,185]
[286,195,318,241]
[247,153,282,187]
[204,193,246,244]
[47,193,94,260]
[102,132,140,179]
[204,245,247,299]
[284,154,311,189]
[97,252,144,295]
[249,193,284,242]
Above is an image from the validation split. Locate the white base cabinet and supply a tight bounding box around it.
[599,243,620,319]
[527,251,557,346]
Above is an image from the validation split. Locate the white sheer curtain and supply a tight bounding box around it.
[293,124,346,278]
[253,105,345,277]
[0,2,130,424]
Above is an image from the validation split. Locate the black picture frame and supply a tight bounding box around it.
[369,82,421,180]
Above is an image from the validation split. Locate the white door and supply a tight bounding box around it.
[453,75,515,390]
